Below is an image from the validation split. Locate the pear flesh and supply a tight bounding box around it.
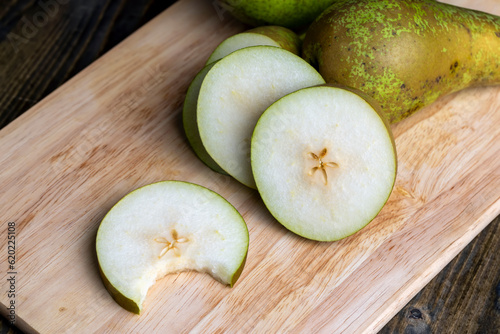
[206,26,301,64]
[302,0,500,123]
[251,86,397,241]
[197,46,325,188]
[96,181,249,314]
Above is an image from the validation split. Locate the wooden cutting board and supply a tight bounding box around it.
[1,0,499,332]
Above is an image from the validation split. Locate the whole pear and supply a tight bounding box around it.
[218,0,336,29]
[302,0,500,123]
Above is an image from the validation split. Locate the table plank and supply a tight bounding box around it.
[381,215,500,333]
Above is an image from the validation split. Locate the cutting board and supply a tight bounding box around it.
[1,0,499,333]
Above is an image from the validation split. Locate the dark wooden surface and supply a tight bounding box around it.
[0,1,498,333]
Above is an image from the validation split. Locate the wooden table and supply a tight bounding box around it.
[0,1,498,333]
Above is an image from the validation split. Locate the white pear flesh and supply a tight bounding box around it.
[96,181,249,314]
[197,46,325,188]
[251,86,397,241]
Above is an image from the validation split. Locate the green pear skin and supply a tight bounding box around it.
[206,26,302,64]
[247,26,302,55]
[218,0,337,29]
[302,0,500,123]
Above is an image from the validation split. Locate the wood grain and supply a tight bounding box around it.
[0,0,174,127]
[381,215,500,333]
[0,0,498,333]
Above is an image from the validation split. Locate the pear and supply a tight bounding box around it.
[302,0,500,123]
[187,27,302,174]
[251,85,397,241]
[183,62,227,174]
[96,181,249,314]
[217,0,336,29]
[197,46,325,188]
[206,26,302,64]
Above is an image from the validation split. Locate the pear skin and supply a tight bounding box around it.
[218,0,337,29]
[247,26,302,55]
[302,0,500,123]
[206,26,302,64]
[183,62,227,174]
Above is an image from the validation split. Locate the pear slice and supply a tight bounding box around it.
[96,181,249,314]
[206,26,301,64]
[197,46,325,188]
[251,86,397,241]
[183,62,227,174]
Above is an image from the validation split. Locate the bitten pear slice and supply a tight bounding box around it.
[251,86,397,241]
[197,46,325,188]
[206,26,301,64]
[96,181,249,314]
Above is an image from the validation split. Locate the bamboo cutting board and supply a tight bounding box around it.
[1,0,499,332]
